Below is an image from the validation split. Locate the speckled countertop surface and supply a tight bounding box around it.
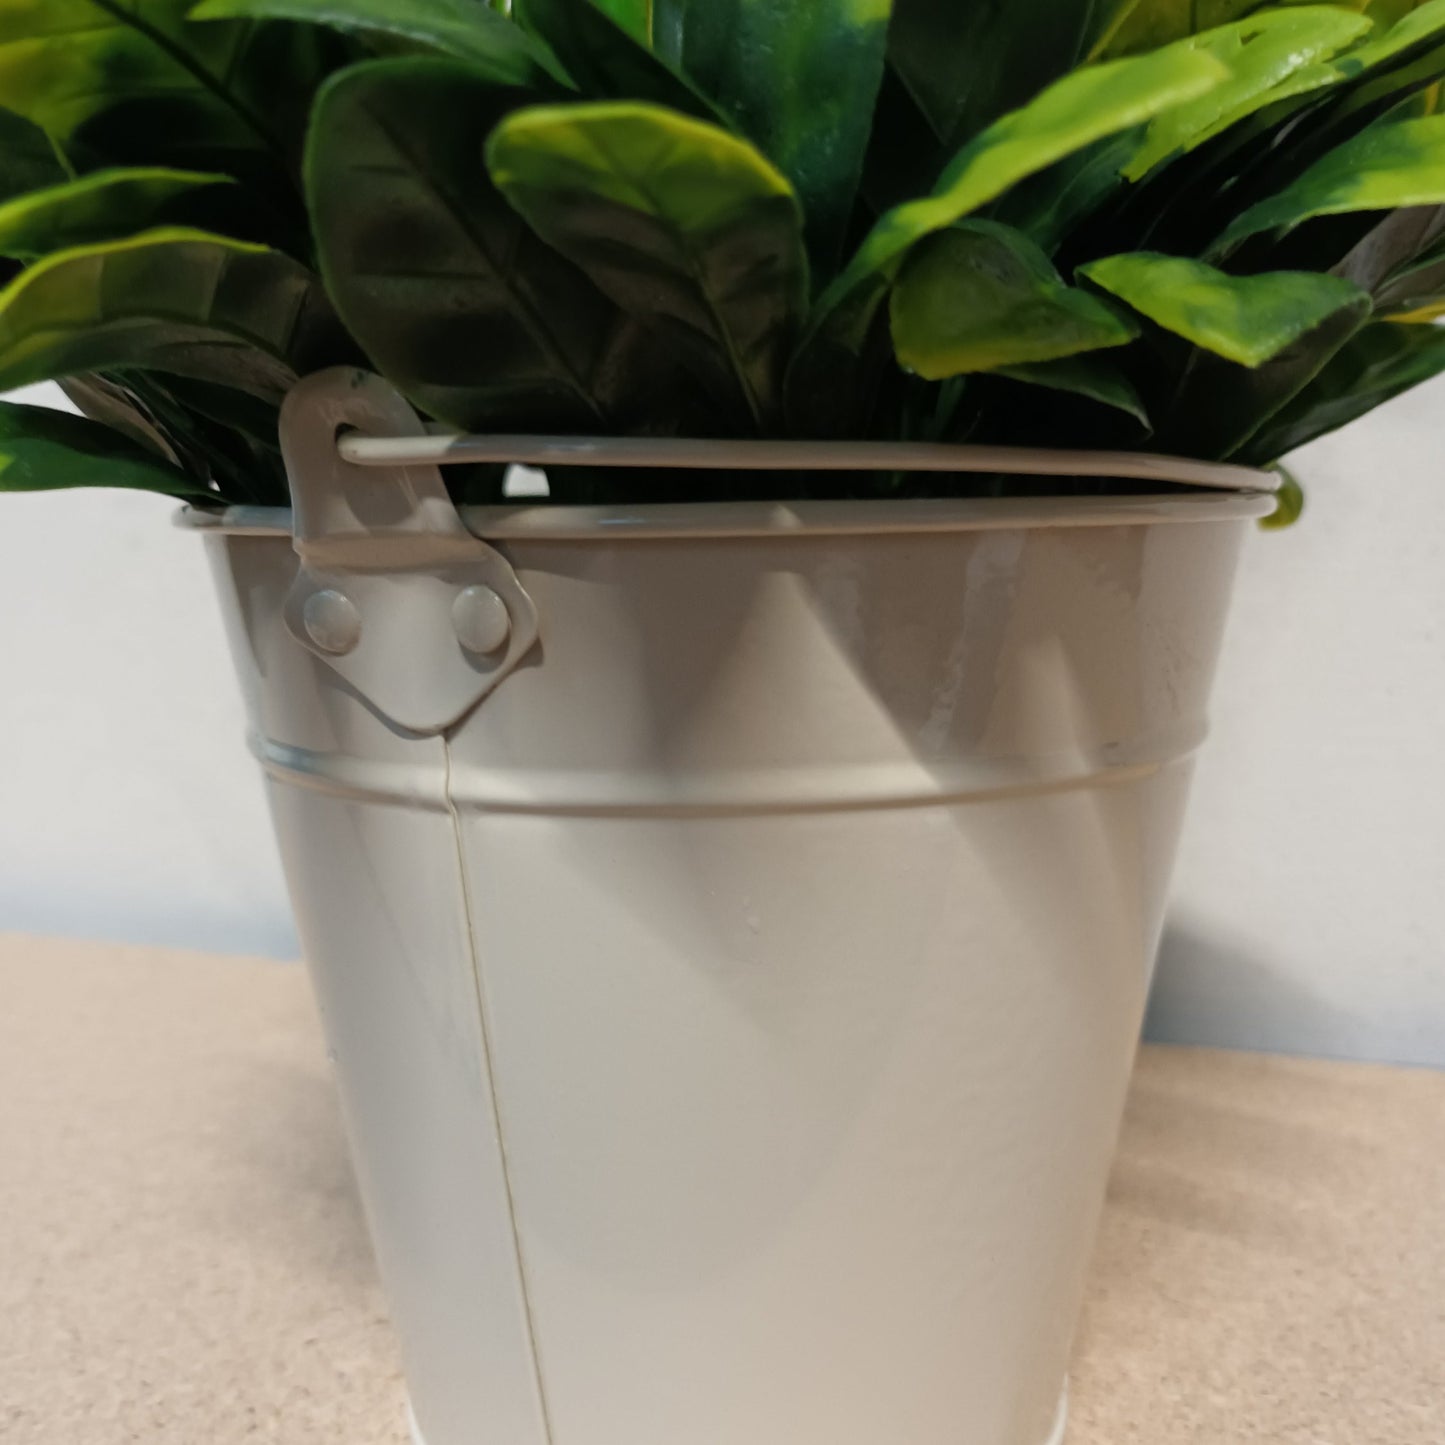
[3,933,1442,1445]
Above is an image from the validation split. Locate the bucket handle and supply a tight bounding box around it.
[337,431,1279,496]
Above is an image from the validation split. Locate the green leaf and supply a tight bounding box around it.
[486,100,808,429]
[0,1,322,174]
[1095,0,1316,58]
[786,41,1228,432]
[1161,288,1372,457]
[0,106,69,204]
[514,0,718,120]
[1344,0,1445,67]
[1332,199,1445,298]
[1258,464,1305,528]
[1240,318,1445,459]
[651,0,892,266]
[0,168,232,261]
[889,0,1138,151]
[188,0,561,84]
[996,354,1151,428]
[0,398,211,498]
[306,58,647,431]
[591,0,650,42]
[890,221,1137,380]
[61,373,185,463]
[991,128,1148,253]
[1216,115,1445,250]
[1081,252,1370,366]
[0,227,342,399]
[1124,8,1373,180]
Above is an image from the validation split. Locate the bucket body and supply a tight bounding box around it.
[203,491,1261,1445]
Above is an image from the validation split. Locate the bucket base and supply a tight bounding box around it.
[405,1386,1070,1445]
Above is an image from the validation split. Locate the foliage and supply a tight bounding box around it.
[3,0,1445,504]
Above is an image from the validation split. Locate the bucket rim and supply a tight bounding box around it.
[179,490,1275,541]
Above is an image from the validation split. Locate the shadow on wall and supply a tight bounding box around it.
[1145,917,1360,1063]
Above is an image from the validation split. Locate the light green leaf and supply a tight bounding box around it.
[1125,7,1372,180]
[653,0,892,266]
[0,168,232,261]
[0,227,341,399]
[188,0,562,84]
[1217,116,1445,250]
[1258,464,1305,528]
[1241,318,1445,459]
[787,41,1228,432]
[1095,0,1329,59]
[890,221,1137,380]
[487,100,808,429]
[1080,252,1368,366]
[1345,0,1445,66]
[0,398,211,498]
[996,355,1151,428]
[305,58,645,431]
[514,0,719,120]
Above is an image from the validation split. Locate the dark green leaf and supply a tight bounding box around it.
[1333,201,1445,297]
[786,41,1227,433]
[189,0,562,84]
[1241,318,1445,459]
[0,227,343,399]
[1160,289,1372,457]
[1080,252,1368,366]
[61,373,185,462]
[0,1,324,176]
[651,0,892,267]
[0,397,211,498]
[991,128,1147,254]
[487,99,808,429]
[0,168,232,260]
[889,0,1137,152]
[0,106,68,204]
[996,354,1151,428]
[306,57,646,430]
[891,221,1137,380]
[590,0,650,42]
[514,0,719,120]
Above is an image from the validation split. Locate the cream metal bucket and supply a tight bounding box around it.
[189,370,1274,1445]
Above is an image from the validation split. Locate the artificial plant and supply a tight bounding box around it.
[2,0,1445,505]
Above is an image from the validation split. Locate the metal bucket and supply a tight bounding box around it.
[191,372,1272,1445]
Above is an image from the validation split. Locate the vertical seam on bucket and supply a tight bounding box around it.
[443,736,559,1445]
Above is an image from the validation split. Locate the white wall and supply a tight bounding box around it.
[1145,376,1445,1067]
[0,384,299,957]
[2,381,1443,1063]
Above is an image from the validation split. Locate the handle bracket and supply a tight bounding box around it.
[279,369,540,735]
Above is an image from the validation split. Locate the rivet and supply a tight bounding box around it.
[303,588,362,655]
[453,585,511,655]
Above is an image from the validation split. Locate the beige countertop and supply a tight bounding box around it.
[2,933,1442,1445]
